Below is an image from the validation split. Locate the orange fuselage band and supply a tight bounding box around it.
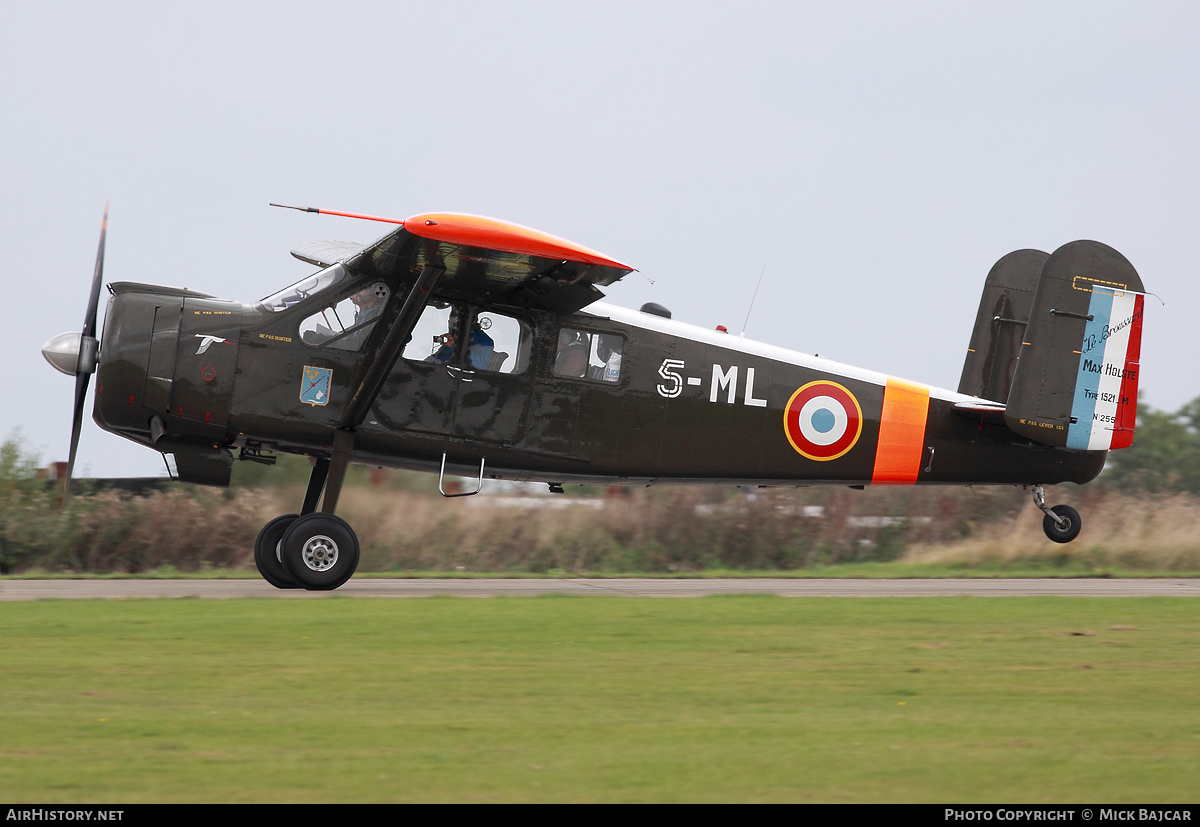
[871,378,930,485]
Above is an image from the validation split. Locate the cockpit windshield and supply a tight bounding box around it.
[260,263,348,312]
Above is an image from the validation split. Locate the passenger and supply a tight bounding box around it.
[596,335,622,382]
[427,308,460,363]
[555,329,589,378]
[466,319,495,370]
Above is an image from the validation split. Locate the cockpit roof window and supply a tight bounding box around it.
[260,263,348,312]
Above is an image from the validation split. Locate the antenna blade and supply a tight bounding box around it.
[740,264,767,337]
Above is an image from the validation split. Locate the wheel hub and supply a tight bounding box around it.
[301,535,339,572]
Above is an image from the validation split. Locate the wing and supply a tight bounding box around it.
[344,213,635,315]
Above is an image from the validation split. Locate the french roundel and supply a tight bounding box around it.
[784,381,863,461]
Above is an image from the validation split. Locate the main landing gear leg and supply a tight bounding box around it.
[253,456,338,589]
[1032,484,1082,544]
[301,457,330,516]
[273,432,360,591]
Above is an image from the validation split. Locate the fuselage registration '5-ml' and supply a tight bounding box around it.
[42,206,1148,589]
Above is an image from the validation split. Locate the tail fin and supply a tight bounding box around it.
[1003,240,1145,450]
[958,249,1048,403]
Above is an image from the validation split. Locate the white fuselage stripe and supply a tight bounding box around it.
[586,302,977,405]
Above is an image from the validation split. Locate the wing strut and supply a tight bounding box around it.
[309,265,446,515]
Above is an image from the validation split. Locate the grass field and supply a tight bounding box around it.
[1,596,1198,802]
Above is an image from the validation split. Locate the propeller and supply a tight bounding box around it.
[43,205,107,499]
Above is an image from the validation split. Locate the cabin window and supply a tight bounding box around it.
[262,263,349,312]
[403,303,460,363]
[468,311,533,374]
[553,328,623,383]
[298,282,389,350]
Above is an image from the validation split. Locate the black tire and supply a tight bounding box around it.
[1043,505,1082,544]
[279,513,360,591]
[254,514,301,589]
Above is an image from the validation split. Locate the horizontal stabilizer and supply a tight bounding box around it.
[952,399,1007,425]
[291,240,366,268]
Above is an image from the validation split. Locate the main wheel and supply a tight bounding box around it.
[279,513,360,591]
[1042,504,1082,544]
[254,514,301,589]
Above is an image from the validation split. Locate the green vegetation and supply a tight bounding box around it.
[0,596,1197,802]
[0,483,265,576]
[1102,398,1200,493]
[5,394,1200,576]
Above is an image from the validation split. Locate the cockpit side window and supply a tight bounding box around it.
[590,334,623,382]
[402,303,462,364]
[468,310,533,374]
[261,263,349,312]
[299,282,390,351]
[553,328,623,382]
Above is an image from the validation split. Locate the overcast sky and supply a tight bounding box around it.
[3,1,1197,477]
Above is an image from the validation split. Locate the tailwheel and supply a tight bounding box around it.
[1031,486,1081,544]
[1042,504,1082,544]
[279,513,360,591]
[254,514,301,589]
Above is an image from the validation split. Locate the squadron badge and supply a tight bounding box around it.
[300,366,332,407]
[784,380,863,461]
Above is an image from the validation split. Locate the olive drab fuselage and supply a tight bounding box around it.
[93,282,1104,490]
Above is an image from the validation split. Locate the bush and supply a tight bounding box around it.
[5,420,1199,575]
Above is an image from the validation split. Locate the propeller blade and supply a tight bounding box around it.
[64,205,108,500]
[81,204,107,341]
[65,371,91,499]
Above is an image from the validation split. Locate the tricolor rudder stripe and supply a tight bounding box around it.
[871,378,930,484]
[1066,289,1143,451]
[1111,294,1143,449]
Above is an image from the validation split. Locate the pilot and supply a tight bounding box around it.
[337,287,384,349]
[352,287,382,326]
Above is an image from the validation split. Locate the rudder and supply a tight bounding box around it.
[1004,240,1145,450]
[958,249,1048,403]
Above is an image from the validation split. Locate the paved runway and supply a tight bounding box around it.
[1,577,1198,600]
